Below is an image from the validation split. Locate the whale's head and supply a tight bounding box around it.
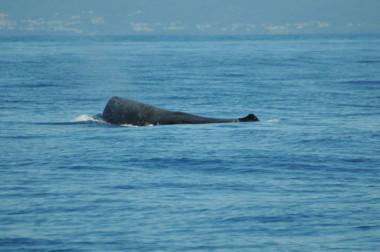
[239,114,259,122]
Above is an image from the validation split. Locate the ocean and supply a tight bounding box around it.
[1,34,379,251]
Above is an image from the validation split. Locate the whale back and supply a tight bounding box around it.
[102,96,164,125]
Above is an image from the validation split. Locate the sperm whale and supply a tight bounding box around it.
[102,96,259,126]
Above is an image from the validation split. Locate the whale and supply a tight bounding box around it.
[102,96,259,126]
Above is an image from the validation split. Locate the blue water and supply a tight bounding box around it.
[1,35,379,251]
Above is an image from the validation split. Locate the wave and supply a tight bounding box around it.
[72,114,152,127]
[33,114,106,126]
[33,114,153,127]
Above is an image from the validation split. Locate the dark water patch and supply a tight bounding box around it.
[237,167,277,174]
[110,185,136,190]
[141,157,226,171]
[30,83,57,88]
[219,72,247,78]
[357,60,380,64]
[340,80,380,85]
[1,99,36,104]
[1,134,48,140]
[221,216,255,223]
[9,82,58,88]
[59,164,107,171]
[0,237,66,248]
[356,225,379,230]
[5,191,53,198]
[344,158,370,163]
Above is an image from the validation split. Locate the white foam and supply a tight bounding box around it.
[73,115,92,122]
[268,118,281,123]
[72,114,105,124]
[120,123,154,127]
[120,123,140,127]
